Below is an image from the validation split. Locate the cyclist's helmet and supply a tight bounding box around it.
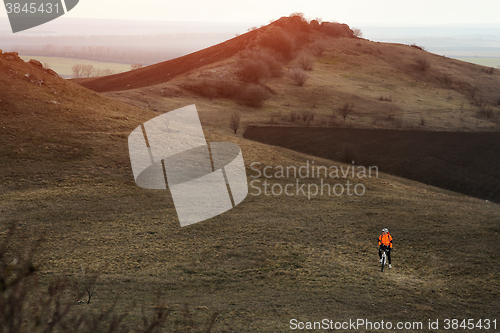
[382,228,389,232]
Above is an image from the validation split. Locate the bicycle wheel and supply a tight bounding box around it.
[381,253,386,272]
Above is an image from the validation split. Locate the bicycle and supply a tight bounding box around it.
[380,246,389,272]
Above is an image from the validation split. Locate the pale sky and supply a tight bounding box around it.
[2,0,500,26]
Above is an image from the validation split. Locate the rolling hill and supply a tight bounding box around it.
[73,15,500,133]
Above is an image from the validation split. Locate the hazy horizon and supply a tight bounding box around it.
[1,0,500,26]
[2,17,500,61]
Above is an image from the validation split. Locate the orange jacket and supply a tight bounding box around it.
[378,233,393,248]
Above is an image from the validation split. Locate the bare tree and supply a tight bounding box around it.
[100,68,115,76]
[130,64,143,70]
[80,265,98,304]
[339,101,355,122]
[81,64,95,78]
[230,111,241,134]
[43,63,51,70]
[352,28,363,38]
[71,64,84,78]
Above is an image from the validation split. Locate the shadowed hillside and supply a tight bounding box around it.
[244,126,500,203]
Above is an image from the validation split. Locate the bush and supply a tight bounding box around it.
[340,143,357,164]
[338,101,355,121]
[476,107,494,119]
[230,111,241,133]
[259,29,295,61]
[0,230,220,332]
[311,41,327,56]
[236,58,270,83]
[243,50,283,78]
[410,44,425,51]
[297,54,313,71]
[442,73,453,86]
[415,57,430,71]
[181,80,241,99]
[272,13,311,34]
[320,22,354,37]
[483,67,495,74]
[289,68,308,86]
[239,84,269,107]
[352,28,363,38]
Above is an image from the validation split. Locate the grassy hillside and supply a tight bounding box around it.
[79,17,500,133]
[1,16,500,332]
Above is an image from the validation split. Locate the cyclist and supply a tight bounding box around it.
[378,228,393,268]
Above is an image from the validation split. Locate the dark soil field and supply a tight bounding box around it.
[244,126,500,203]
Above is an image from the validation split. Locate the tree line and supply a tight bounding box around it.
[72,64,143,78]
[15,44,168,65]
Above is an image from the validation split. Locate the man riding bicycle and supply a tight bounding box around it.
[378,228,393,268]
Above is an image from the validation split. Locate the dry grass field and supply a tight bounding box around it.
[1,15,500,332]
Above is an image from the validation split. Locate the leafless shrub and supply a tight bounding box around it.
[130,64,143,70]
[99,68,115,77]
[442,73,453,86]
[0,229,217,333]
[468,87,478,100]
[476,107,494,119]
[311,41,327,56]
[496,96,500,106]
[483,67,495,74]
[80,265,97,304]
[238,84,269,107]
[259,29,295,61]
[236,58,271,83]
[340,143,357,164]
[301,110,315,125]
[289,68,308,86]
[352,28,363,38]
[296,54,313,71]
[43,62,51,69]
[420,117,426,126]
[180,79,240,100]
[229,111,241,134]
[290,111,299,122]
[379,96,392,102]
[392,117,403,128]
[338,101,355,122]
[471,95,487,108]
[410,44,425,51]
[415,57,430,71]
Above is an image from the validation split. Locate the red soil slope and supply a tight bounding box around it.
[72,30,258,93]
